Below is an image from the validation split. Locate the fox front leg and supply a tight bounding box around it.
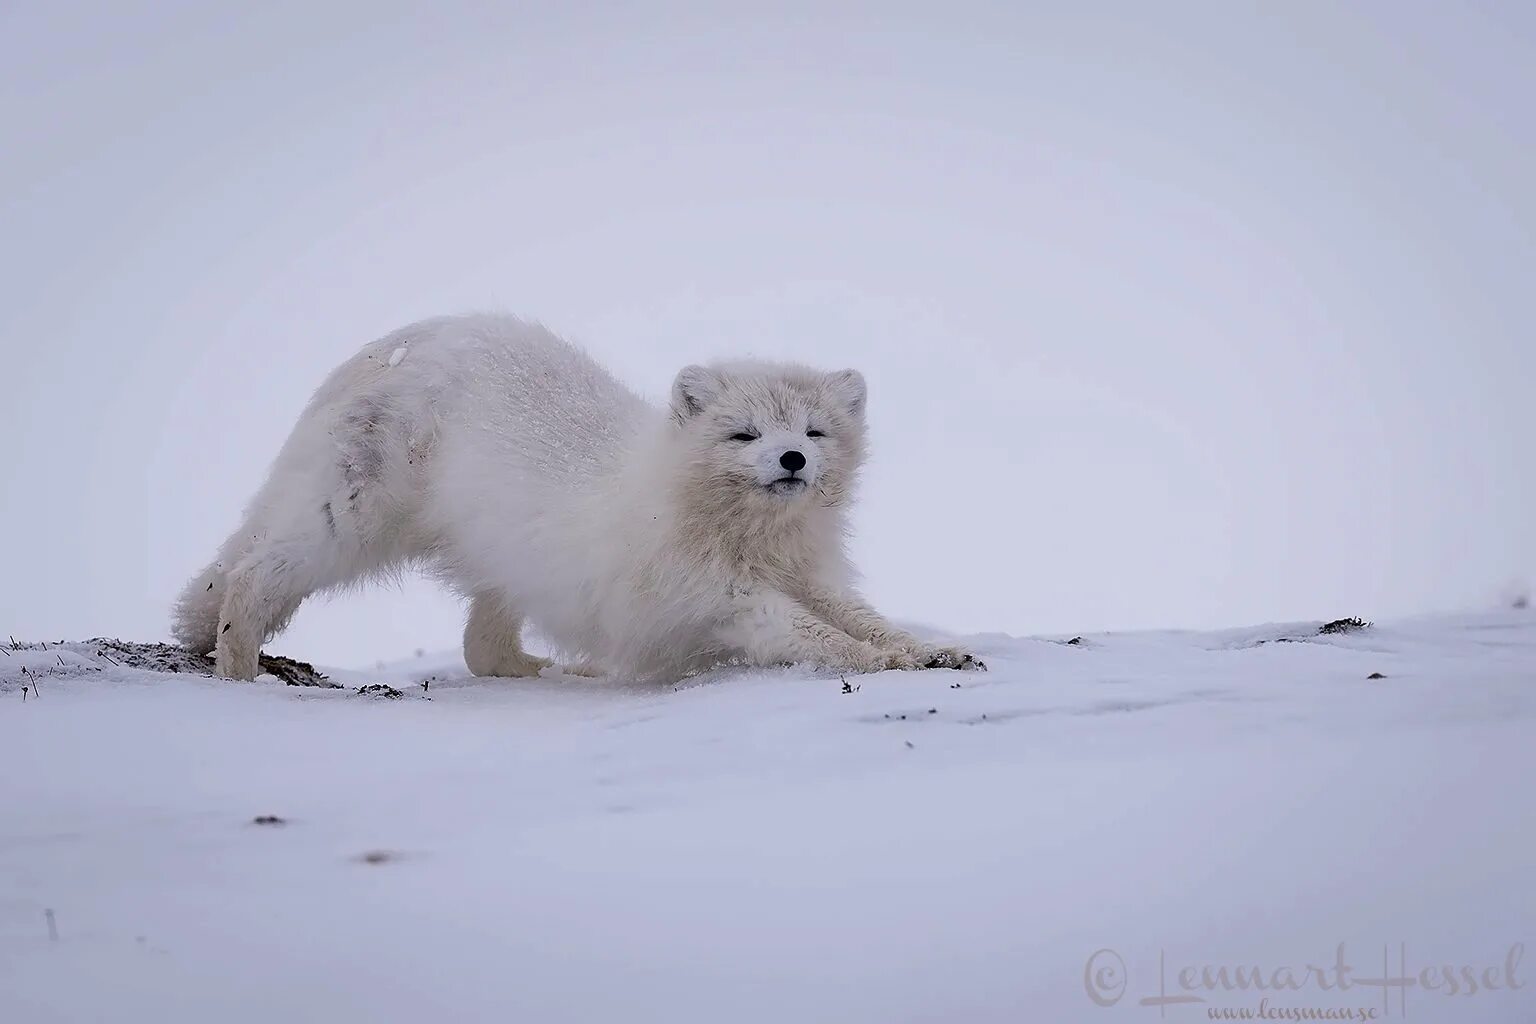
[798,586,986,671]
[723,585,921,674]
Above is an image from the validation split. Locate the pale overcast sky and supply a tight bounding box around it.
[2,1,1532,667]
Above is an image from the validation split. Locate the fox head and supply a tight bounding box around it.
[668,361,869,515]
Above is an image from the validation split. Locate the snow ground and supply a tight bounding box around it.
[2,613,1533,1023]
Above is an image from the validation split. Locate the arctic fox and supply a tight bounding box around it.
[172,315,983,681]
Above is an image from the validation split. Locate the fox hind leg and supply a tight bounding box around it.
[212,497,392,680]
[213,539,320,680]
[463,593,554,678]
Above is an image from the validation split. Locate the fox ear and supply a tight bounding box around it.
[671,365,723,423]
[824,369,867,418]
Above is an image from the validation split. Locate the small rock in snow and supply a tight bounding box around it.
[388,345,408,367]
[355,849,403,865]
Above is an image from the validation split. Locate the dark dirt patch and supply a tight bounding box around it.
[84,639,342,688]
[357,683,404,700]
[260,654,338,688]
[1249,616,1375,648]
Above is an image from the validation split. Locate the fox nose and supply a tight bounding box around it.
[779,450,806,473]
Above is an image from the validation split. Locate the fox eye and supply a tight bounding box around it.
[806,429,825,438]
[730,432,758,442]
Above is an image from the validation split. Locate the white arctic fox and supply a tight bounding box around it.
[173,315,982,681]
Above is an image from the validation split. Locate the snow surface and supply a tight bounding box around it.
[2,613,1533,1023]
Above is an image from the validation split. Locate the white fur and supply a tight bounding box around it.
[172,315,982,681]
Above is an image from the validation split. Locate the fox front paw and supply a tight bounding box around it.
[876,648,923,671]
[833,646,922,674]
[913,644,987,671]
